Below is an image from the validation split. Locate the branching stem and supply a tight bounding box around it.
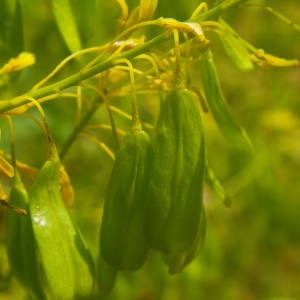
[0,0,247,114]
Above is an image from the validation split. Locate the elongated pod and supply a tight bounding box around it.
[97,244,118,294]
[199,50,253,153]
[144,89,205,254]
[30,156,94,300]
[6,171,46,300]
[163,207,206,274]
[100,129,151,271]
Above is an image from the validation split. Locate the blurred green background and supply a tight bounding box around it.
[1,0,300,299]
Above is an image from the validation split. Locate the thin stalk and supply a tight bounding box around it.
[4,117,27,215]
[59,96,102,159]
[103,96,120,151]
[190,0,248,21]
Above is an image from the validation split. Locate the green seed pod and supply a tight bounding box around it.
[6,170,46,300]
[100,129,151,271]
[163,207,206,275]
[30,156,94,300]
[144,89,205,254]
[97,247,118,294]
[199,50,253,153]
[219,19,254,72]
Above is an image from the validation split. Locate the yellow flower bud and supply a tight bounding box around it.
[0,52,35,75]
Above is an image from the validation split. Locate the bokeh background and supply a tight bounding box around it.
[1,0,300,299]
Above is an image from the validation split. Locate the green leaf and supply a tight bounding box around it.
[51,0,82,53]
[30,158,94,299]
[0,1,10,59]
[10,0,24,56]
[72,0,97,46]
[0,0,24,61]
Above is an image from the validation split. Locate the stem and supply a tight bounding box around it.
[190,0,248,21]
[244,2,300,32]
[59,96,102,159]
[126,59,141,130]
[0,34,167,114]
[6,117,15,169]
[0,0,247,114]
[103,97,120,151]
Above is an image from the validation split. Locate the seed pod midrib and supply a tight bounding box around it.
[144,89,205,253]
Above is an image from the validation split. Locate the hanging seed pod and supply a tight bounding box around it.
[30,155,94,300]
[6,170,46,300]
[97,245,118,294]
[218,19,254,72]
[199,50,253,153]
[100,128,151,271]
[163,207,206,274]
[144,89,205,254]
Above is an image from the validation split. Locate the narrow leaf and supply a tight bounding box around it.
[0,0,24,61]
[51,0,82,53]
[72,0,97,46]
[10,0,24,56]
